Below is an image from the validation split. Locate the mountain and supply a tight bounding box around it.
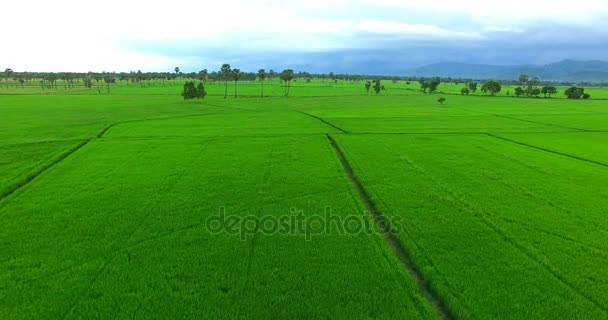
[408,60,608,82]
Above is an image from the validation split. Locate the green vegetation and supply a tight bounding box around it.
[1,78,607,319]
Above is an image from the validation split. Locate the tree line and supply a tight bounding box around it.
[2,67,595,100]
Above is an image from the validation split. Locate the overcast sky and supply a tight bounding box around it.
[3,0,608,73]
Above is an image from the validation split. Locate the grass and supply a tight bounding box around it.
[0,82,607,319]
[334,133,608,319]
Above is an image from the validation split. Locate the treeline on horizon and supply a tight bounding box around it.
[1,66,605,90]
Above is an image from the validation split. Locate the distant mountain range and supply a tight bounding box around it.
[407,60,608,83]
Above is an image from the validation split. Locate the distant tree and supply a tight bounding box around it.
[231,68,241,98]
[365,81,371,93]
[514,87,525,97]
[103,74,116,93]
[428,77,441,93]
[583,93,591,99]
[198,69,208,83]
[518,74,529,86]
[460,87,470,95]
[526,76,539,96]
[468,82,477,93]
[83,77,93,89]
[4,68,13,88]
[182,81,207,100]
[481,80,502,96]
[258,69,267,97]
[565,87,586,99]
[220,64,231,99]
[280,69,295,97]
[541,86,557,98]
[438,97,446,104]
[530,88,541,97]
[419,80,429,93]
[373,80,381,95]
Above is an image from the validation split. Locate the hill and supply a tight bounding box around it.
[408,60,608,82]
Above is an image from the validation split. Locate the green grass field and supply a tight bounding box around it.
[1,83,607,319]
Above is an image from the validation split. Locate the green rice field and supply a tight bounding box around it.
[1,81,607,319]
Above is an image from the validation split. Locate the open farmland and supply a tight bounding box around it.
[1,86,607,319]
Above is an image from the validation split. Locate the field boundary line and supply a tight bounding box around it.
[297,111,350,133]
[0,124,114,204]
[486,133,608,168]
[0,140,89,203]
[326,133,452,320]
[383,140,608,315]
[492,113,588,132]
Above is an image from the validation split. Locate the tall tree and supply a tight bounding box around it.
[220,64,231,99]
[526,76,539,95]
[4,68,13,88]
[198,69,208,83]
[103,74,115,93]
[258,69,267,97]
[280,69,294,97]
[518,74,529,86]
[365,81,371,93]
[374,80,381,95]
[231,68,241,98]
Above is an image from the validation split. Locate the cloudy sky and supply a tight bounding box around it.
[3,0,608,74]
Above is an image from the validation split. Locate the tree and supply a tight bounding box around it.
[4,68,13,88]
[541,86,557,98]
[103,74,116,93]
[419,80,429,93]
[373,80,381,95]
[526,76,539,96]
[468,82,478,93]
[481,80,502,96]
[428,77,441,93]
[181,81,207,100]
[565,87,586,99]
[514,87,525,97]
[530,88,541,97]
[220,64,231,99]
[365,81,371,93]
[460,87,470,95]
[438,97,446,104]
[258,69,266,97]
[280,69,294,97]
[198,69,208,83]
[518,74,529,86]
[231,68,241,98]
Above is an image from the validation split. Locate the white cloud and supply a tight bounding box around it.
[1,0,607,71]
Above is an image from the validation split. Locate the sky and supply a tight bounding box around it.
[3,0,608,74]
